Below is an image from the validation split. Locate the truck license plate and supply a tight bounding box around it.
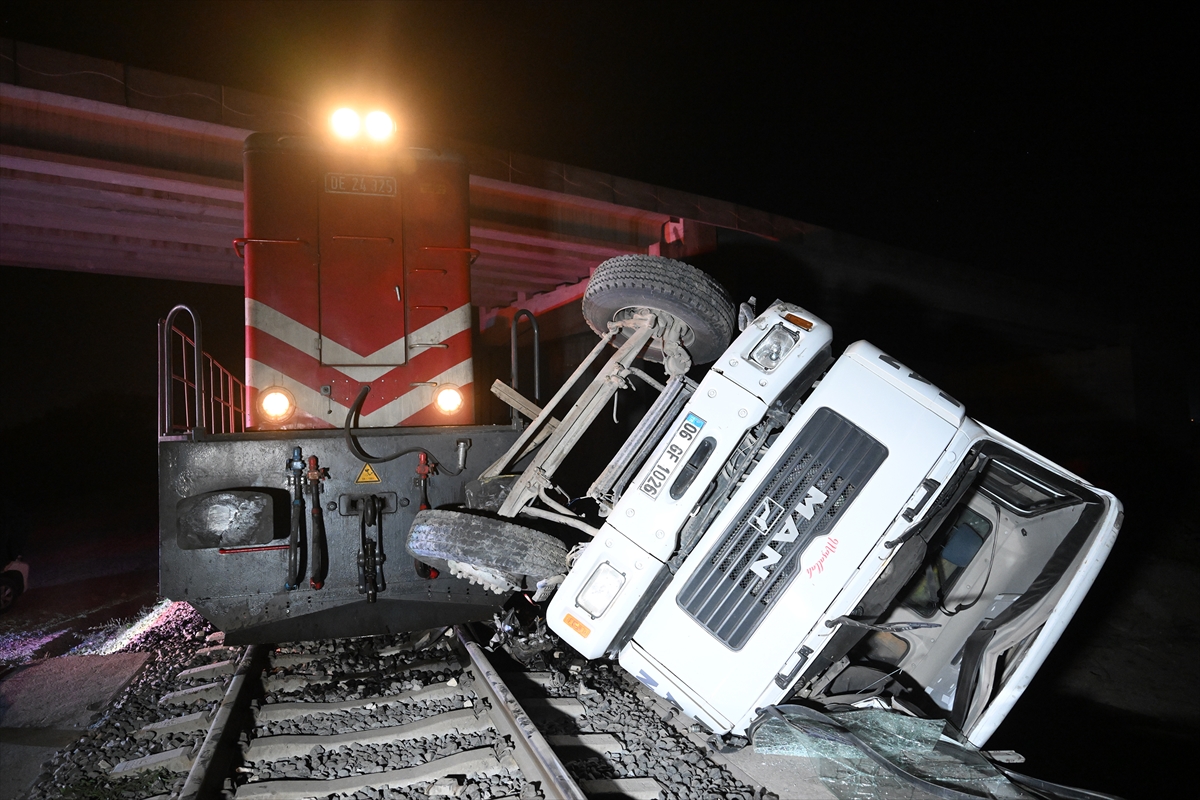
[324,172,397,197]
[640,413,706,499]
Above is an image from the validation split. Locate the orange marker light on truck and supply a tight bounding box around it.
[563,613,591,638]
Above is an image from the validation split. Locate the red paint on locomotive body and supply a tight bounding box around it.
[242,134,474,430]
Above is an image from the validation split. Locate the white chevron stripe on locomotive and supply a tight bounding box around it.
[247,358,474,427]
[246,299,471,381]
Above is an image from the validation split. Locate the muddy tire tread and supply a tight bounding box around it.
[582,254,735,365]
[407,510,568,580]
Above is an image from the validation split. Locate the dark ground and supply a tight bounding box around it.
[0,505,158,671]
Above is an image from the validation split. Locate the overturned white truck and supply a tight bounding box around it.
[407,255,1122,747]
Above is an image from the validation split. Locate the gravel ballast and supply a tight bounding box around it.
[22,601,221,800]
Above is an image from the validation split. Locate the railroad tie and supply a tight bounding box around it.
[544,733,626,757]
[110,743,198,776]
[138,709,214,738]
[233,746,502,800]
[269,652,317,669]
[176,658,238,681]
[254,681,468,723]
[159,681,226,706]
[519,696,587,722]
[242,707,493,762]
[578,778,665,800]
[193,644,241,660]
[500,671,562,690]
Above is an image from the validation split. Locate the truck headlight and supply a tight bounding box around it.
[576,561,626,619]
[748,324,799,372]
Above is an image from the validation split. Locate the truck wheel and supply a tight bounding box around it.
[407,510,568,593]
[583,254,735,365]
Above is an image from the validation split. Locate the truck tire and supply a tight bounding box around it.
[583,254,735,366]
[406,510,568,590]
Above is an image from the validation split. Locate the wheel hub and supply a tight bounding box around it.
[612,307,693,376]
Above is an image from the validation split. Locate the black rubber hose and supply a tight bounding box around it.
[357,505,369,595]
[287,497,303,589]
[309,483,327,590]
[372,496,386,592]
[343,385,463,473]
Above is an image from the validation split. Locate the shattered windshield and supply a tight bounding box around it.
[754,705,1050,800]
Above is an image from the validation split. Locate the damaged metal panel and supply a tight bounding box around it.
[176,490,283,550]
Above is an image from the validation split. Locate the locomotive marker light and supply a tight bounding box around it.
[259,387,295,422]
[433,384,465,415]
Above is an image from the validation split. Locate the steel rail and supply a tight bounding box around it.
[453,625,587,800]
[179,644,264,800]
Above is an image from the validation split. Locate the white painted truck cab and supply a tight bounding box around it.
[546,300,1122,746]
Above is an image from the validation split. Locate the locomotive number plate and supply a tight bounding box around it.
[324,172,397,197]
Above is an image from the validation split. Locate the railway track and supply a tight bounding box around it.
[49,611,771,800]
[23,603,1125,800]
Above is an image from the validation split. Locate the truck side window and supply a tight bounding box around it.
[980,460,1074,515]
[901,505,992,617]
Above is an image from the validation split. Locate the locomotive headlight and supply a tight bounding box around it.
[748,324,800,373]
[576,561,626,619]
[259,387,295,422]
[330,107,361,139]
[432,384,464,415]
[364,110,395,141]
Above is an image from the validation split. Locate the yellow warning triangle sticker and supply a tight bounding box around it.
[355,463,381,484]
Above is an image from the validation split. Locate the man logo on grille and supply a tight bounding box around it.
[750,486,829,580]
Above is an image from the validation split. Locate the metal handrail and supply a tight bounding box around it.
[159,305,245,440]
[160,305,204,438]
[204,346,246,435]
[510,309,540,425]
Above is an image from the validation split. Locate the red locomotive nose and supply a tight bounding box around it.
[242,134,474,431]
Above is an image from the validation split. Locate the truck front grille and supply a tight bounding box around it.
[676,406,887,649]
